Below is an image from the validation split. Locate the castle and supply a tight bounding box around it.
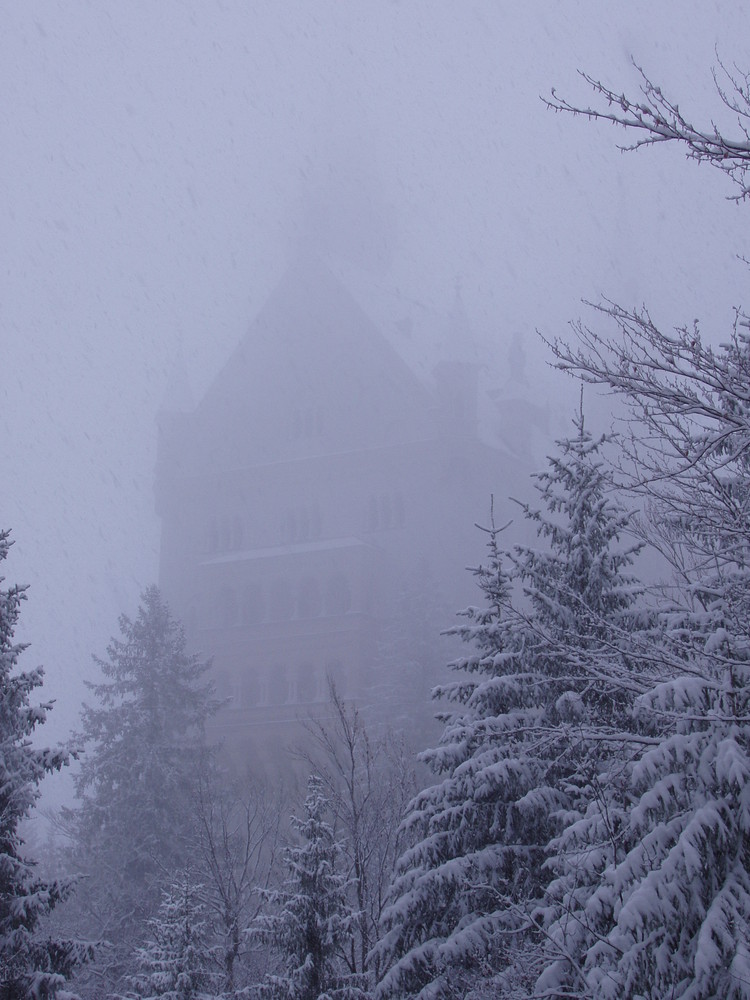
[155,252,532,762]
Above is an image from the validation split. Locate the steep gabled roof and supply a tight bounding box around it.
[177,254,438,476]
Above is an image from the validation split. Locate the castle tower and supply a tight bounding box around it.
[155,258,517,768]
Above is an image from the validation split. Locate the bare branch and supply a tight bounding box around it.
[546,61,750,199]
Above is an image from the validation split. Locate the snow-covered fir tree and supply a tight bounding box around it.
[250,774,367,1000]
[512,59,750,996]
[0,529,91,999]
[536,577,750,998]
[130,871,218,1000]
[546,312,750,997]
[563,594,750,1000]
[375,412,645,998]
[63,586,218,994]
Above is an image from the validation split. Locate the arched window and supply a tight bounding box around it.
[368,496,379,531]
[218,586,238,628]
[297,576,322,619]
[268,664,288,705]
[299,507,310,542]
[185,598,201,632]
[395,492,405,527]
[207,590,223,628]
[326,658,346,696]
[242,673,259,709]
[269,578,293,620]
[283,510,298,543]
[326,574,351,616]
[242,582,265,625]
[297,663,316,704]
[311,503,322,539]
[380,494,393,529]
[208,518,219,553]
[219,516,232,552]
[292,408,302,440]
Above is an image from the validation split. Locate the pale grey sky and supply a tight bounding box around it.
[2,1,748,749]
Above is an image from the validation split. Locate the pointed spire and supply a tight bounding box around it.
[506,330,528,388]
[439,276,480,365]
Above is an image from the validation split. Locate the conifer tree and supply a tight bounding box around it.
[531,58,750,996]
[250,775,367,1000]
[65,586,218,992]
[130,871,218,1000]
[556,612,750,1000]
[375,414,645,999]
[0,529,90,999]
[545,321,750,1000]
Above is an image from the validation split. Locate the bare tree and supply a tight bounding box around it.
[545,304,750,582]
[546,60,750,199]
[296,682,417,986]
[544,55,750,581]
[191,763,283,996]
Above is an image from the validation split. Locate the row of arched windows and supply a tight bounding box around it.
[281,505,323,544]
[205,507,323,556]
[234,659,347,709]
[207,515,244,554]
[366,492,406,532]
[205,491,406,557]
[194,573,353,630]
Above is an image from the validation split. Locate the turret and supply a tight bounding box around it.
[155,351,194,518]
[432,279,480,439]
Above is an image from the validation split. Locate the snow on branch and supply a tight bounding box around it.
[546,60,750,199]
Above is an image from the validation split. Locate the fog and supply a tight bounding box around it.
[3,1,749,756]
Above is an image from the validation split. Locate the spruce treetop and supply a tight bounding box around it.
[0,529,90,1000]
